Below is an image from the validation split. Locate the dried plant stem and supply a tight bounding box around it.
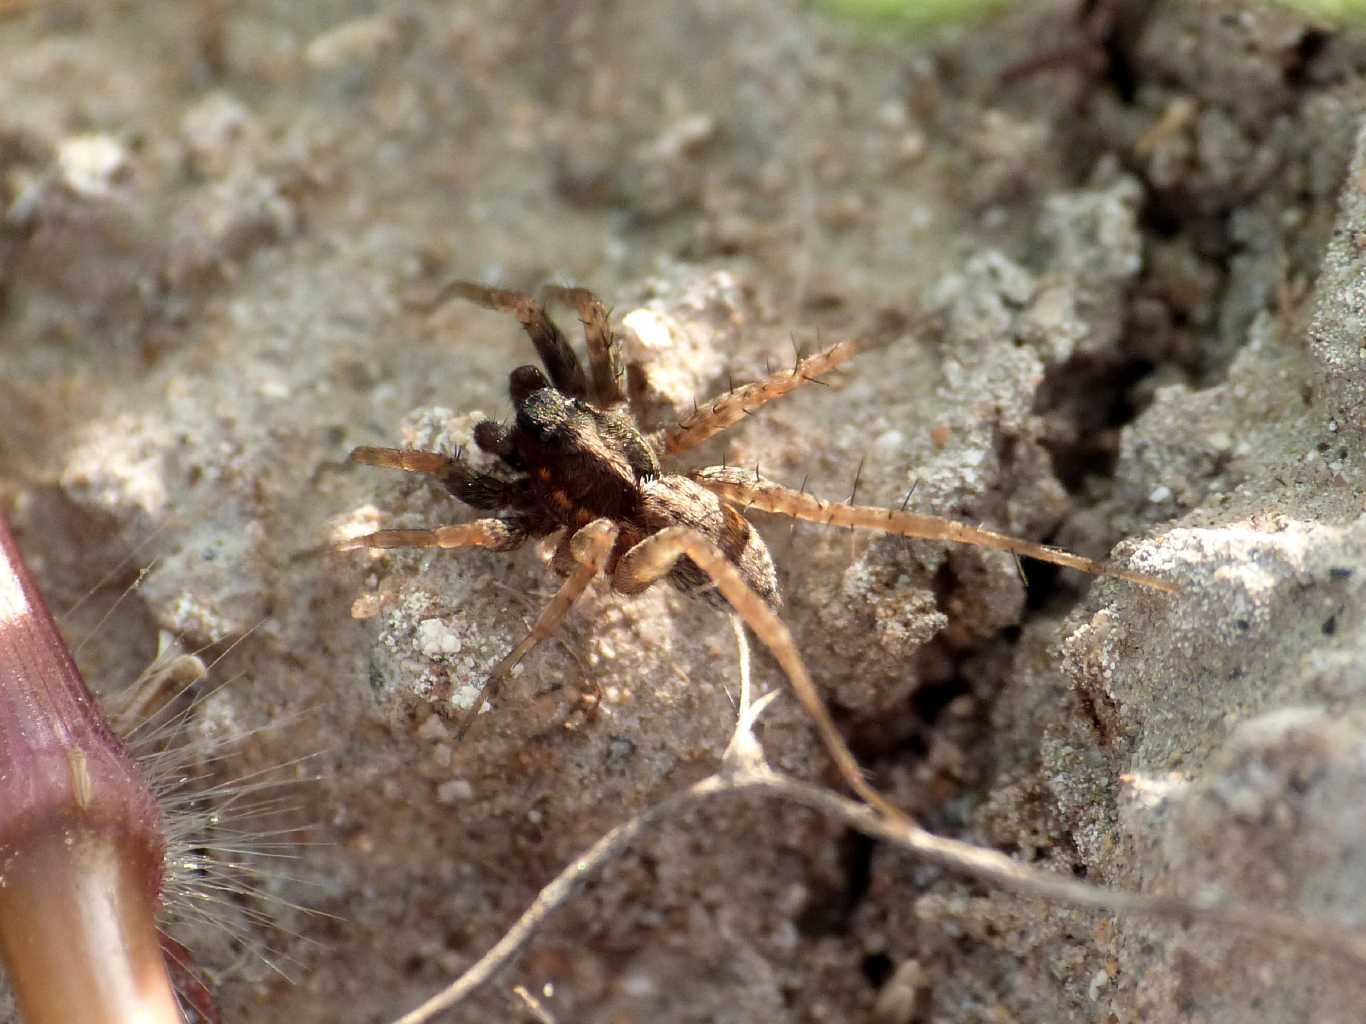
[389,773,736,1024]
[759,772,1366,962]
[390,757,1366,1024]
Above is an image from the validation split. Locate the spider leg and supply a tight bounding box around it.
[652,338,862,456]
[612,526,900,817]
[441,281,589,399]
[349,446,520,510]
[336,518,526,553]
[544,285,625,407]
[625,359,652,432]
[691,467,1178,593]
[454,518,617,739]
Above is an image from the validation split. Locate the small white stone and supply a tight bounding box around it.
[259,375,291,400]
[622,308,676,354]
[306,15,401,69]
[874,429,904,453]
[644,114,716,160]
[1088,968,1110,1000]
[416,618,462,657]
[180,92,260,177]
[436,778,473,804]
[897,131,926,164]
[415,715,450,742]
[57,135,132,198]
[1148,484,1173,503]
[876,99,907,129]
[621,972,656,997]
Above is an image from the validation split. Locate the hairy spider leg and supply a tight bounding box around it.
[543,286,625,407]
[652,338,862,457]
[453,519,617,740]
[442,281,590,400]
[349,446,521,510]
[335,518,526,553]
[613,525,900,818]
[340,449,528,551]
[349,448,452,475]
[691,467,1179,594]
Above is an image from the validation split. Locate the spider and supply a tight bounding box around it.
[339,282,1175,809]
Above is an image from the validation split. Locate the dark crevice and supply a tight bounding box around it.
[796,829,876,938]
[1020,558,1062,611]
[1098,6,1139,103]
[862,952,894,988]
[1286,28,1330,87]
[1036,354,1157,493]
[1138,194,1187,241]
[910,676,968,726]
[929,559,957,609]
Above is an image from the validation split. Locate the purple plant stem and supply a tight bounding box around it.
[0,512,182,1024]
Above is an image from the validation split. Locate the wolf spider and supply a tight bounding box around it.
[340,282,1174,809]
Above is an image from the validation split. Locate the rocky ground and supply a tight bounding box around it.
[2,1,1365,1022]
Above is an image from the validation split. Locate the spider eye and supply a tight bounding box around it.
[516,404,569,450]
[528,422,563,447]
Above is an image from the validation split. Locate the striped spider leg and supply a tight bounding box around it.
[689,466,1177,593]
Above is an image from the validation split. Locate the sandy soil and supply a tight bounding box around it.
[2,2,1365,1022]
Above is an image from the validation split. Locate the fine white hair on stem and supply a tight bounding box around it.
[107,619,327,991]
[141,686,328,986]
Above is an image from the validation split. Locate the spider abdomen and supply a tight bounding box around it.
[637,476,780,608]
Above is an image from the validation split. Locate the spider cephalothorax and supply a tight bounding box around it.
[341,281,1173,797]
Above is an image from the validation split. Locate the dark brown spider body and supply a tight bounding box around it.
[462,358,780,608]
[342,280,1172,749]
